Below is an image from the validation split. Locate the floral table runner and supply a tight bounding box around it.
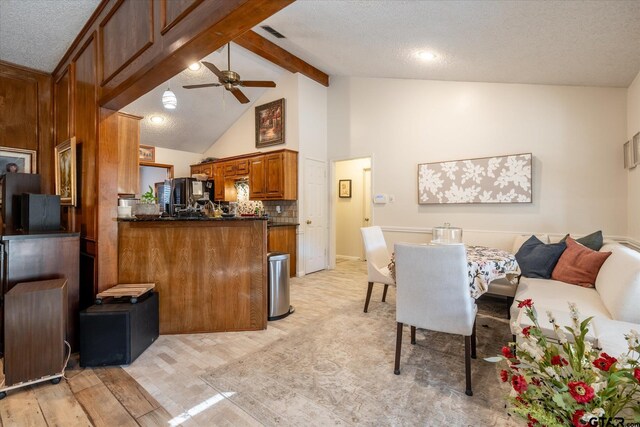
[466,245,519,299]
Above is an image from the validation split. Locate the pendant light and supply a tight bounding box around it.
[162,81,177,110]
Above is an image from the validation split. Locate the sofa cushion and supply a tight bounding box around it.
[515,236,566,279]
[592,317,639,356]
[595,243,640,323]
[551,237,612,288]
[512,234,550,254]
[560,230,604,251]
[510,277,609,344]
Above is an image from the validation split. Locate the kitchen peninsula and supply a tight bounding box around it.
[118,217,267,334]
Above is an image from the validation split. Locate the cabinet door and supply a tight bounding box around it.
[213,164,225,200]
[200,164,213,178]
[190,165,201,175]
[224,162,236,177]
[267,226,297,277]
[249,156,266,199]
[117,114,141,194]
[236,159,249,175]
[264,153,284,198]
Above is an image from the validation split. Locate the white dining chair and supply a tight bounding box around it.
[393,242,477,396]
[360,226,396,313]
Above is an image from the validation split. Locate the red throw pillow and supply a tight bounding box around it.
[551,237,611,287]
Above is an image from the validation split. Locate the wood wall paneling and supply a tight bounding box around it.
[73,34,99,240]
[96,108,121,292]
[100,0,154,86]
[117,113,141,194]
[161,0,204,35]
[0,72,38,151]
[54,67,71,144]
[0,61,53,192]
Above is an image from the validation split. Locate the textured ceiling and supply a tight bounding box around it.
[258,0,640,87]
[122,43,285,153]
[0,0,100,71]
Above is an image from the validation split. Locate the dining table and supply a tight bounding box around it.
[466,245,519,299]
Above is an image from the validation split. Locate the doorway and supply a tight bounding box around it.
[333,157,372,263]
[304,158,328,274]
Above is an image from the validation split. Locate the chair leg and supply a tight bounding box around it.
[506,297,514,320]
[464,335,473,396]
[411,326,416,345]
[364,282,374,313]
[394,322,403,375]
[471,321,477,359]
[382,284,389,302]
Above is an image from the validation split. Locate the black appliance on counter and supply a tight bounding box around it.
[167,177,214,216]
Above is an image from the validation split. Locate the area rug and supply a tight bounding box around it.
[201,297,519,426]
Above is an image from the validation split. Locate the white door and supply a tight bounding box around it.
[304,158,327,274]
[362,168,372,259]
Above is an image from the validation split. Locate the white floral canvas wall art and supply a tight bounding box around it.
[418,153,532,204]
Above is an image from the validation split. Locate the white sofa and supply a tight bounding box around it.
[509,242,640,356]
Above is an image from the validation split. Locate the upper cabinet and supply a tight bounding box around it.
[190,149,298,201]
[117,113,142,195]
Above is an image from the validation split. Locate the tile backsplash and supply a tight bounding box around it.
[263,200,298,224]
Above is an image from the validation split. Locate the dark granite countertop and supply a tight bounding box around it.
[267,222,299,227]
[117,216,267,222]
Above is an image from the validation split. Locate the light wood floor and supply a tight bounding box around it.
[0,261,370,426]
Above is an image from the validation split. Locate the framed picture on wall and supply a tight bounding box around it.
[139,145,155,162]
[339,179,352,198]
[54,137,77,206]
[624,140,633,169]
[255,98,285,148]
[0,146,37,174]
[634,132,640,167]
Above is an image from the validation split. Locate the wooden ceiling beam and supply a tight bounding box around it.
[235,30,329,87]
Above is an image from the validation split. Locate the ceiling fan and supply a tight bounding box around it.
[182,43,276,104]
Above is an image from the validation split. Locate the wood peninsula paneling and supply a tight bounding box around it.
[161,0,204,35]
[0,61,53,192]
[100,0,154,86]
[118,220,267,334]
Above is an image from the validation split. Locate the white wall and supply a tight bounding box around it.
[335,158,371,258]
[203,73,300,157]
[203,73,329,275]
[328,77,628,251]
[627,70,640,242]
[153,146,203,178]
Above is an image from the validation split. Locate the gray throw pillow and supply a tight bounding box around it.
[559,230,603,251]
[515,235,567,279]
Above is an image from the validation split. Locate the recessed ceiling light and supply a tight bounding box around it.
[188,62,201,71]
[149,115,164,124]
[416,51,437,61]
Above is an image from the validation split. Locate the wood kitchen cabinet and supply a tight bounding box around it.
[117,113,142,194]
[267,225,297,278]
[191,149,298,202]
[251,150,297,201]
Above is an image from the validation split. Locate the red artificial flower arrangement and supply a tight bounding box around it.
[487,300,640,426]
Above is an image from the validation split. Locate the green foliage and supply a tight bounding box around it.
[141,185,157,204]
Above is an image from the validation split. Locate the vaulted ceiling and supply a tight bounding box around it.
[1,0,639,155]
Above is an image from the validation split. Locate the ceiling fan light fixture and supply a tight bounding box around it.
[416,51,437,61]
[188,62,201,71]
[162,88,177,109]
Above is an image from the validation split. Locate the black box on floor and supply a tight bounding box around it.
[20,193,61,231]
[79,292,159,367]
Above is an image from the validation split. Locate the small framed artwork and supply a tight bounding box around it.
[0,146,37,174]
[55,137,77,206]
[339,179,352,198]
[624,140,633,169]
[633,132,640,167]
[255,98,285,148]
[139,145,155,162]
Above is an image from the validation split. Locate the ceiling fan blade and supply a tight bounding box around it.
[238,80,276,88]
[230,88,250,104]
[182,83,222,89]
[202,61,225,80]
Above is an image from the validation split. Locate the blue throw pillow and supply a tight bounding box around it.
[515,235,567,279]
